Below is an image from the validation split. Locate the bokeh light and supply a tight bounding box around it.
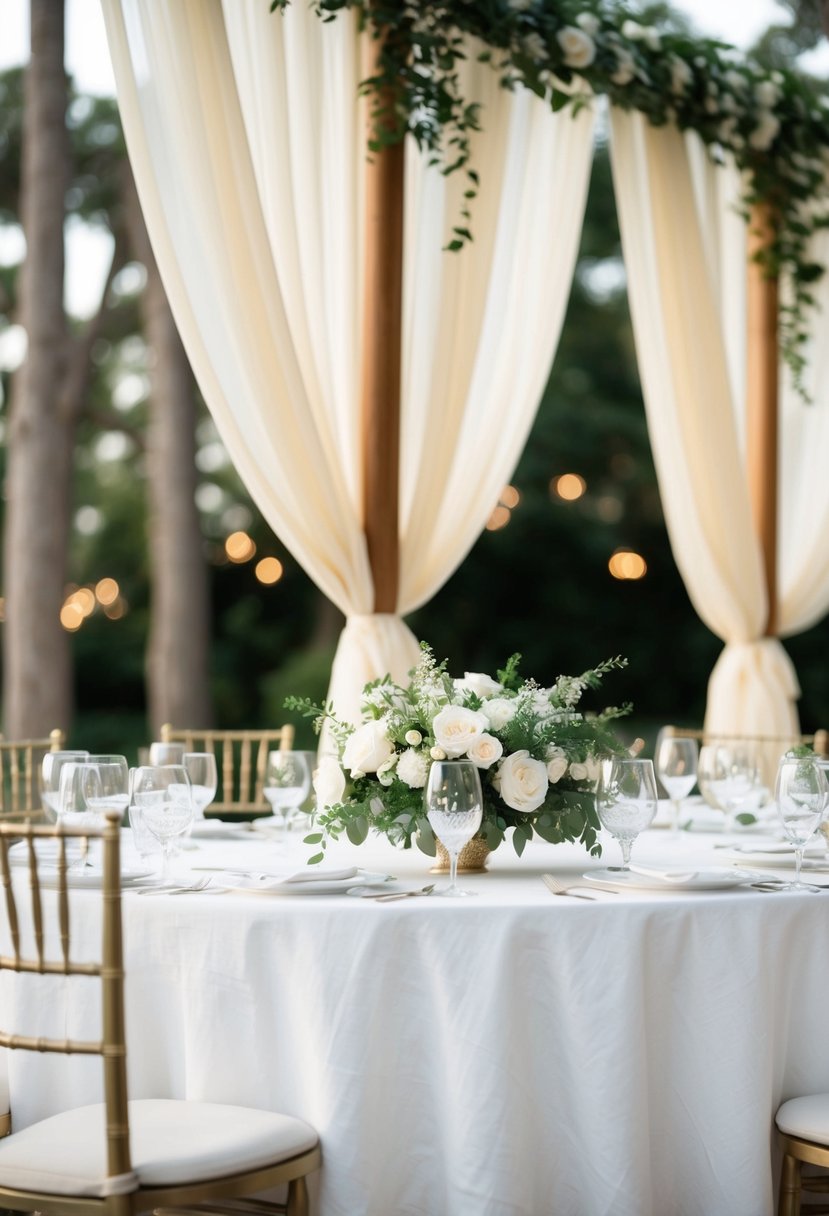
[225,531,256,563]
[608,549,647,580]
[255,557,284,585]
[552,473,587,501]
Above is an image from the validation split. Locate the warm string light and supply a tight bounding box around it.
[486,485,520,531]
[608,549,647,581]
[58,579,127,631]
[225,530,256,563]
[551,473,587,502]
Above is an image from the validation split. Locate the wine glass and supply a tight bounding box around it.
[82,755,130,820]
[183,753,218,821]
[655,734,698,834]
[698,742,762,832]
[41,750,89,821]
[775,754,828,891]
[57,761,111,868]
[148,742,186,766]
[596,757,658,871]
[263,751,311,831]
[424,760,483,897]
[131,765,194,885]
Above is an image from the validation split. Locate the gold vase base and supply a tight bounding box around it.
[430,838,491,874]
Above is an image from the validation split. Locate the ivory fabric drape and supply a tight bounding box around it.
[609,108,829,741]
[102,0,595,722]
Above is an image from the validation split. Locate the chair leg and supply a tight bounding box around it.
[286,1176,310,1216]
[779,1153,802,1216]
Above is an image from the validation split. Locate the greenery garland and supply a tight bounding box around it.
[272,0,829,397]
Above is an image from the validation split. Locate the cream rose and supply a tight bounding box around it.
[341,720,394,777]
[467,733,504,771]
[497,751,549,814]
[432,706,488,758]
[569,761,589,782]
[454,672,503,700]
[481,698,516,731]
[313,757,346,808]
[546,749,568,784]
[556,26,596,70]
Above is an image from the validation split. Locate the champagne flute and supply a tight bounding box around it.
[263,751,311,831]
[132,765,194,885]
[183,752,218,821]
[596,757,658,871]
[424,760,483,897]
[655,734,698,834]
[775,754,828,891]
[42,750,89,821]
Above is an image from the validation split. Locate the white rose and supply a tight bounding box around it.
[611,50,636,87]
[576,12,600,36]
[569,762,589,782]
[467,733,504,771]
[621,19,645,41]
[670,56,692,96]
[523,32,547,61]
[755,79,781,109]
[405,729,423,746]
[546,749,568,784]
[313,757,346,808]
[454,672,503,700]
[643,26,661,52]
[432,706,489,758]
[497,751,549,814]
[397,748,430,790]
[556,26,596,70]
[749,112,780,151]
[341,720,394,776]
[482,698,517,731]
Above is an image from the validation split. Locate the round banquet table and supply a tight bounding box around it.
[6,824,829,1216]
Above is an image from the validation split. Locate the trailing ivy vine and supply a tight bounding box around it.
[271,0,829,397]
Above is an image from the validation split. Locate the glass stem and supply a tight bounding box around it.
[794,847,803,889]
[448,850,459,893]
[160,841,173,885]
[619,838,633,871]
[670,799,681,835]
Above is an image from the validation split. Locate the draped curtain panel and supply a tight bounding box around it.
[103,0,595,723]
[609,108,829,743]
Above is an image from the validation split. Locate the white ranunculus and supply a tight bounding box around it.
[405,729,423,746]
[342,720,395,777]
[497,751,549,814]
[569,762,589,782]
[454,672,503,700]
[432,706,488,758]
[546,749,568,784]
[556,26,596,70]
[467,733,504,771]
[313,757,346,808]
[576,12,600,36]
[481,697,517,731]
[397,748,430,790]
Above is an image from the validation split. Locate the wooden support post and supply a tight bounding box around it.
[360,37,404,615]
[746,202,779,637]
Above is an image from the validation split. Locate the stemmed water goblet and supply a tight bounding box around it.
[424,760,483,897]
[596,757,658,871]
[655,733,698,835]
[148,742,186,767]
[183,752,218,821]
[131,765,194,885]
[57,757,127,868]
[263,751,311,832]
[698,742,762,833]
[41,750,89,821]
[775,754,828,891]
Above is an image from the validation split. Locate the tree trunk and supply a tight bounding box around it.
[3,0,73,739]
[122,171,212,735]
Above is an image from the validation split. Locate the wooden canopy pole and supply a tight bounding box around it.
[746,202,780,638]
[360,36,404,614]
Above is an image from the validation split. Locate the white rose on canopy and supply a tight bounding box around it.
[556,26,596,70]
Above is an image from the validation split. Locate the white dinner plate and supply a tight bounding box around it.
[583,866,755,892]
[35,865,156,890]
[224,868,391,897]
[720,844,829,870]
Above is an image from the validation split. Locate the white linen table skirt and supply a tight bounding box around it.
[4,828,829,1216]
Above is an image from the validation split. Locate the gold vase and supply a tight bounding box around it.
[430,837,491,874]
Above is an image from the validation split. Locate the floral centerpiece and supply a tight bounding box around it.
[286,646,630,864]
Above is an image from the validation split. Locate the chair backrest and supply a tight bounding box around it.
[0,812,130,1180]
[158,724,295,817]
[0,730,66,821]
[660,725,829,755]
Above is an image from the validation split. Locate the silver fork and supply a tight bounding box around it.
[542,874,617,901]
[135,876,214,896]
[371,884,436,902]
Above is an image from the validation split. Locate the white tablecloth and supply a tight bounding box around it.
[5,827,829,1216]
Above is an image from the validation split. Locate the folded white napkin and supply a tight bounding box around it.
[731,841,825,857]
[629,864,699,884]
[280,866,358,884]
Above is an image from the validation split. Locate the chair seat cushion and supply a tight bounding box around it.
[0,1099,318,1198]
[777,1094,829,1144]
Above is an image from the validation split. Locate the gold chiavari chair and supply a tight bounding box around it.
[660,726,829,757]
[776,1103,829,1215]
[0,811,320,1214]
[0,730,65,821]
[159,725,295,818]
